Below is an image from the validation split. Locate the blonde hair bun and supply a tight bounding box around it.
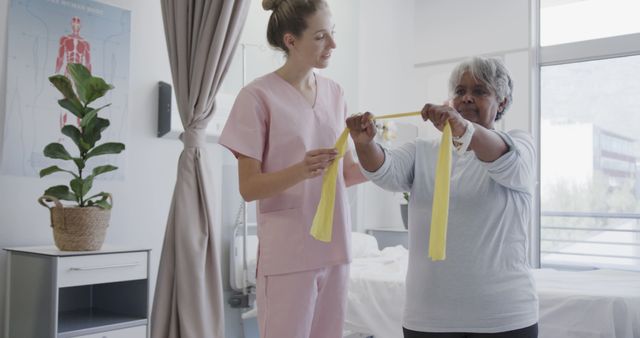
[262,0,285,11]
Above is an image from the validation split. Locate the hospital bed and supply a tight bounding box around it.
[346,231,640,338]
[231,228,640,338]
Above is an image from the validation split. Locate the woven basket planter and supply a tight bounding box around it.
[38,195,111,251]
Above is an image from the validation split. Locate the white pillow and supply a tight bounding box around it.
[351,232,381,258]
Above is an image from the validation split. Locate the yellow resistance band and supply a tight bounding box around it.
[310,111,452,261]
[429,121,451,261]
[309,127,350,242]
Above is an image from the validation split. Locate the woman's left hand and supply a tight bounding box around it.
[420,103,468,138]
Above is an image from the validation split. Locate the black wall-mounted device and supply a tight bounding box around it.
[157,81,172,137]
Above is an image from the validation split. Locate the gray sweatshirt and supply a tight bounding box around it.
[362,130,539,333]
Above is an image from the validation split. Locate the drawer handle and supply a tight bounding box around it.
[69,262,140,271]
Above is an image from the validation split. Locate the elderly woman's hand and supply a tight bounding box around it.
[346,112,376,146]
[421,103,468,138]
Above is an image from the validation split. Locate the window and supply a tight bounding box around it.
[541,0,640,46]
[539,1,640,270]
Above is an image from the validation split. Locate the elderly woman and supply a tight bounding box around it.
[346,57,538,338]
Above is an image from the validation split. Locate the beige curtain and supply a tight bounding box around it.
[151,1,250,337]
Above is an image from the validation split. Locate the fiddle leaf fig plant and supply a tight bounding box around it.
[40,63,125,209]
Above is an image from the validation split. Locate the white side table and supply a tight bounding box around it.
[4,246,151,338]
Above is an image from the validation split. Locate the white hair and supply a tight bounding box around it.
[448,56,513,121]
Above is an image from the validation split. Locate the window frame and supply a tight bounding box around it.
[536,3,640,270]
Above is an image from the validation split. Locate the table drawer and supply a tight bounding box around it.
[73,325,147,338]
[58,252,147,287]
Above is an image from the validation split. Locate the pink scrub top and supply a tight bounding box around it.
[219,72,351,276]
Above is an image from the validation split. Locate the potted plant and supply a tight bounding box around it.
[400,192,409,229]
[37,63,125,251]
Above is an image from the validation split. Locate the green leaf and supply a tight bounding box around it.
[84,118,110,147]
[85,77,114,105]
[61,125,85,151]
[39,165,77,178]
[80,104,110,129]
[86,142,125,159]
[73,158,86,171]
[48,75,80,104]
[93,199,112,210]
[70,178,82,197]
[92,165,118,177]
[85,191,109,201]
[79,139,91,152]
[95,117,110,133]
[44,185,77,202]
[43,143,72,160]
[67,63,91,83]
[82,175,94,197]
[67,64,114,105]
[40,165,60,177]
[67,64,92,103]
[86,192,112,210]
[70,175,93,199]
[58,98,84,118]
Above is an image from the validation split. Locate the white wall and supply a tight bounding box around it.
[355,0,418,230]
[413,0,530,66]
[411,0,533,132]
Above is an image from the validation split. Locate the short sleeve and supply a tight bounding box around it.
[218,88,268,161]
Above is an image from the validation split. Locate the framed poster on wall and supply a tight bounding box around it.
[1,0,131,179]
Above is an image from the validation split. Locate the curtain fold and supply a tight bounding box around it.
[151,1,250,337]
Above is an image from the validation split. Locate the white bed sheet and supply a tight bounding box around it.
[535,268,640,338]
[346,247,640,338]
[346,245,408,338]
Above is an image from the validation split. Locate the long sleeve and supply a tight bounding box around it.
[361,141,417,193]
[480,130,535,194]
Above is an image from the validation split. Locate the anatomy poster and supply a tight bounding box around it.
[1,0,130,179]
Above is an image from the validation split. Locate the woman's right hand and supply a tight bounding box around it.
[346,112,376,146]
[298,148,338,179]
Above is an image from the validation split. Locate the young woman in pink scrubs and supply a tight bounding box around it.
[219,0,366,337]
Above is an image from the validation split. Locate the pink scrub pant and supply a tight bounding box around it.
[256,263,349,338]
